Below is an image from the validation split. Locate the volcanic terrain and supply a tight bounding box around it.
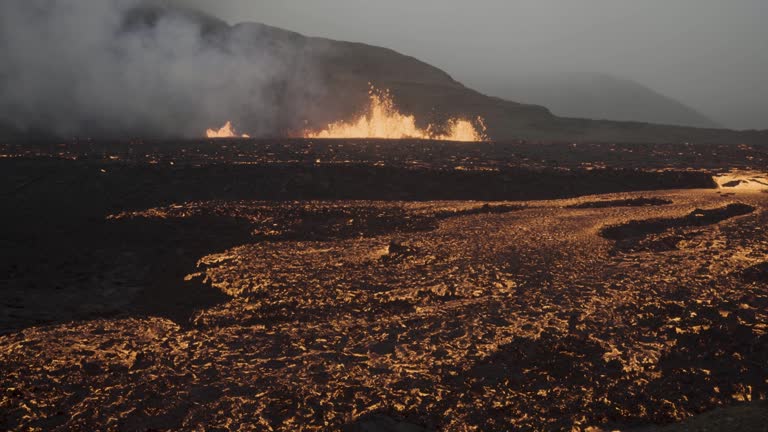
[1,139,767,431]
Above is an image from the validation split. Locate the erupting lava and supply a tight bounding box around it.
[304,87,488,142]
[206,121,250,139]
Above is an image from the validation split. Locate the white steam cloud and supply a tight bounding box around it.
[0,0,327,138]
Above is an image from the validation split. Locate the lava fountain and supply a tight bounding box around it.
[303,87,488,142]
[206,121,250,139]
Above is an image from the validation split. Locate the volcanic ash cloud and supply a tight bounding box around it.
[0,0,325,139]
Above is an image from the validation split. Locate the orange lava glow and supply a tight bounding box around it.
[304,87,488,142]
[206,121,250,139]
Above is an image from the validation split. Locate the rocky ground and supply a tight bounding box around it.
[1,141,767,431]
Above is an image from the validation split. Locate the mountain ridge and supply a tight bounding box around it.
[1,3,765,145]
[476,72,719,129]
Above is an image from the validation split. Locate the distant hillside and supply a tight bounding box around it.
[115,4,555,139]
[479,72,719,129]
[135,6,768,144]
[3,3,765,145]
[190,17,768,144]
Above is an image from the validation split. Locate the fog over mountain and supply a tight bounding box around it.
[181,0,768,131]
[1,0,766,144]
[0,0,330,138]
[476,72,720,129]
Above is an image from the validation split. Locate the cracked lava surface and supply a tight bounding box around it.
[2,189,768,431]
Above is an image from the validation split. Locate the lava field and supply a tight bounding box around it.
[1,140,767,431]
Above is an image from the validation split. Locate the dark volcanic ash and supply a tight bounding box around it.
[0,0,328,139]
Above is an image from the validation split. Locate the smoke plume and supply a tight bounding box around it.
[0,0,326,138]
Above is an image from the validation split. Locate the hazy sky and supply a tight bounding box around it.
[183,0,767,130]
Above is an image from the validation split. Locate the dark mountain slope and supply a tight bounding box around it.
[193,19,766,144]
[478,72,719,129]
[2,4,765,145]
